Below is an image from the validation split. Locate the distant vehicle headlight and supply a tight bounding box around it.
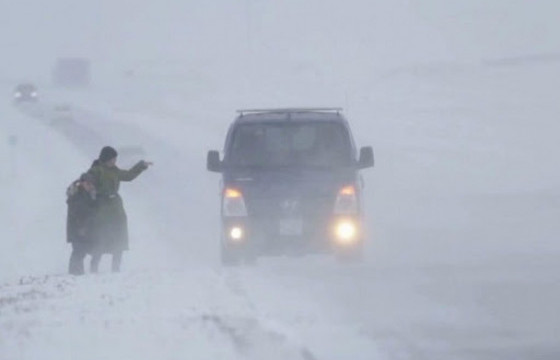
[14,92,22,98]
[31,92,38,97]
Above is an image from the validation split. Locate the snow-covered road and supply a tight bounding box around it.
[1,257,558,360]
[0,264,385,360]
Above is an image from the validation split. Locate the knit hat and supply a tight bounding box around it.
[98,146,118,163]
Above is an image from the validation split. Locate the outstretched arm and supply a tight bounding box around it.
[118,161,149,182]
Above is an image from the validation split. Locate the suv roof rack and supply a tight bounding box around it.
[237,107,343,115]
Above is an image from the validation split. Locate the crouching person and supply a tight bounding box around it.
[88,146,151,273]
[66,173,97,275]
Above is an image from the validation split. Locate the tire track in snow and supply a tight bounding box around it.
[220,264,386,360]
[219,268,362,360]
[202,268,323,360]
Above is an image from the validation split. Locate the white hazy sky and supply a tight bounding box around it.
[1,0,558,83]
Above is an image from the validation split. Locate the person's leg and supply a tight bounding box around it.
[90,253,101,273]
[69,244,86,275]
[111,251,123,273]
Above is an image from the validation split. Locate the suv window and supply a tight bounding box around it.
[228,122,353,168]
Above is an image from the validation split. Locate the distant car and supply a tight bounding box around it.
[13,83,38,103]
[207,108,375,265]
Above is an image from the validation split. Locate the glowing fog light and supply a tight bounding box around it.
[229,226,244,241]
[335,221,358,244]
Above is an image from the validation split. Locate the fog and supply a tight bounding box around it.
[1,1,559,359]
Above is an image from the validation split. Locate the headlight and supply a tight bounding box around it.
[31,92,38,97]
[222,188,248,217]
[333,219,358,244]
[334,185,359,214]
[14,92,22,98]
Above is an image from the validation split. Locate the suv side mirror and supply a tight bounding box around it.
[207,150,223,172]
[358,146,374,169]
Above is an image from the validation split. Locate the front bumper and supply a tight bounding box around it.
[221,215,363,256]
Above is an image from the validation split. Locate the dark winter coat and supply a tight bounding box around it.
[87,161,148,253]
[66,182,96,247]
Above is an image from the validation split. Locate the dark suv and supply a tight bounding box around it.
[207,108,374,264]
[13,83,39,103]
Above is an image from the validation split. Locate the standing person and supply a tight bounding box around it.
[88,146,151,273]
[66,173,97,275]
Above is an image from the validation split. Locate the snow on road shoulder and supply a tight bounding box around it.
[0,267,382,360]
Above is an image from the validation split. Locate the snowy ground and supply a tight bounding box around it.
[1,266,380,360]
[1,258,558,360]
[1,56,559,359]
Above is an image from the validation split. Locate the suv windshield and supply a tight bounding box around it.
[228,122,353,168]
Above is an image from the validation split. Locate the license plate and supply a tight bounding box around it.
[278,218,303,236]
